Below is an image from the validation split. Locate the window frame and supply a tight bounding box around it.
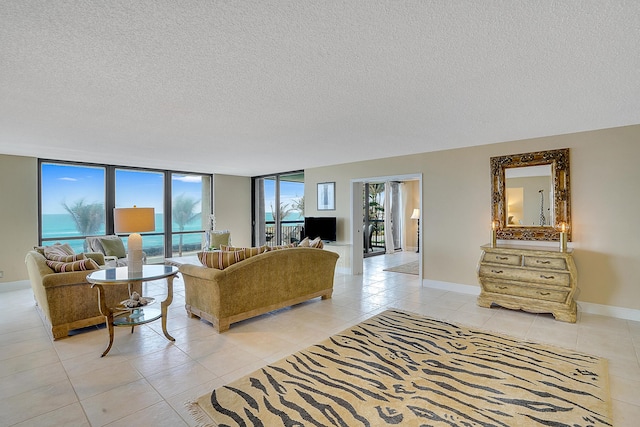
[38,159,212,259]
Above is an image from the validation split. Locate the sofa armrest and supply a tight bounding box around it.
[41,270,93,288]
[179,264,225,280]
[85,252,105,265]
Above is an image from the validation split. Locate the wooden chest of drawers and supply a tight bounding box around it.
[477,244,577,322]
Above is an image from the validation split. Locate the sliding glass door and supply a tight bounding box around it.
[253,171,304,247]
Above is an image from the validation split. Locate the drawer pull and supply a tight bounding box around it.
[498,286,508,290]
[536,260,551,264]
[496,256,509,260]
[540,275,555,280]
[491,269,504,274]
[538,292,551,296]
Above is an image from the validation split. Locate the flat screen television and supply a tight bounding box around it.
[303,217,336,242]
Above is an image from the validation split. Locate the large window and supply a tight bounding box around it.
[253,171,304,246]
[171,173,211,257]
[40,160,211,261]
[115,169,165,261]
[40,163,107,253]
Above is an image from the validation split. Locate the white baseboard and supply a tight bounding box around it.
[576,301,640,322]
[423,279,480,295]
[0,280,30,293]
[422,279,640,322]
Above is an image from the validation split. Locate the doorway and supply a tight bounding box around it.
[350,173,422,279]
[363,181,403,257]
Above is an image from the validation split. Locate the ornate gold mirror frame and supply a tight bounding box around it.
[491,148,571,241]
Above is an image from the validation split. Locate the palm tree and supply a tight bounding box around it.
[173,194,200,256]
[270,202,295,223]
[270,202,297,244]
[62,199,105,251]
[291,196,304,215]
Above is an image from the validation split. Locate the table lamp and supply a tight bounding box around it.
[113,206,155,273]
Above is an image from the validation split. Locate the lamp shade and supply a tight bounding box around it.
[113,207,155,233]
[410,208,420,220]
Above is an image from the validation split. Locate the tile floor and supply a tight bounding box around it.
[1,252,639,426]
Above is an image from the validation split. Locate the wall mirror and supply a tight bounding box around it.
[491,148,570,241]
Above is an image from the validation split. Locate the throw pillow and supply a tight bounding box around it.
[43,243,75,258]
[310,237,324,249]
[220,245,268,258]
[298,237,310,247]
[197,250,245,269]
[45,253,87,262]
[268,243,297,251]
[46,258,100,273]
[99,237,127,258]
[209,231,231,250]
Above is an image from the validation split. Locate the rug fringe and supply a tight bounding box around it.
[184,400,217,427]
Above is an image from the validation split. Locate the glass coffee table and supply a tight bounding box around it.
[87,265,178,357]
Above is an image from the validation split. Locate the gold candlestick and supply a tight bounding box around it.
[558,222,568,252]
[491,221,498,248]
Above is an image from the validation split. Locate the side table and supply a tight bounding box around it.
[87,265,178,357]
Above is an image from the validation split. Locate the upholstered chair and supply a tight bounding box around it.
[86,235,147,267]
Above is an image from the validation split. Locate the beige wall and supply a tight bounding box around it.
[0,155,38,283]
[213,174,252,247]
[0,160,251,286]
[3,125,639,312]
[305,125,640,311]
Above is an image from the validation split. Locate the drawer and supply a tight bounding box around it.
[482,252,522,266]
[478,265,571,287]
[483,282,569,303]
[523,256,567,270]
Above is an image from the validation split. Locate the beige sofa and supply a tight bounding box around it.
[25,250,139,339]
[179,247,339,332]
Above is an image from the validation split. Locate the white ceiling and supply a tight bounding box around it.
[1,1,639,177]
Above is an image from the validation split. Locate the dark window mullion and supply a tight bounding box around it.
[105,165,115,234]
[164,171,172,258]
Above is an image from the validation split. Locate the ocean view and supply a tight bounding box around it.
[41,212,305,253]
[42,213,203,254]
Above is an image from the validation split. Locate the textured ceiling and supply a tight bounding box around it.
[1,1,639,176]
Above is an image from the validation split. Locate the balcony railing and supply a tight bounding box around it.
[264,221,304,246]
[261,219,387,252]
[365,219,386,252]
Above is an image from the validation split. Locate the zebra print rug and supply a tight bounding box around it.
[188,309,612,426]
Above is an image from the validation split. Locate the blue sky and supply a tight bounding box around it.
[263,179,304,214]
[41,163,204,215]
[41,163,304,220]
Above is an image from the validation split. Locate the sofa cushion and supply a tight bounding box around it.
[220,245,268,258]
[45,253,87,262]
[197,250,245,270]
[42,243,75,258]
[100,237,127,258]
[45,258,100,273]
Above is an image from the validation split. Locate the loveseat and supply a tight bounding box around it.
[25,249,140,339]
[179,247,339,332]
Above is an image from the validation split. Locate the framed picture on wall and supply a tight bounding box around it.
[317,182,335,210]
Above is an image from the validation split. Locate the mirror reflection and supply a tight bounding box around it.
[505,165,552,227]
[490,148,571,241]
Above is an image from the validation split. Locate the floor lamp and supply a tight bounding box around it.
[114,206,155,274]
[411,208,420,253]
